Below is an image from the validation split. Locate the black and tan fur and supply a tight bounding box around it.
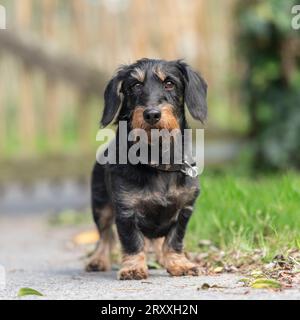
[86,58,208,280]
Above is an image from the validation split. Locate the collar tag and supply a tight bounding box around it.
[181,161,199,178]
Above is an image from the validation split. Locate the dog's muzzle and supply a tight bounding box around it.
[143,108,161,125]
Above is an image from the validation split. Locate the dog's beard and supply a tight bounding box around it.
[129,128,183,166]
[131,104,180,142]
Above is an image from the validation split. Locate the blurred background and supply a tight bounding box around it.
[0,0,299,215]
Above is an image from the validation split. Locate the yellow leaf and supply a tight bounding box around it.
[250,278,281,289]
[213,266,223,273]
[250,270,264,278]
[73,229,99,245]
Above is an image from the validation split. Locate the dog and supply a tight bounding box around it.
[86,58,208,280]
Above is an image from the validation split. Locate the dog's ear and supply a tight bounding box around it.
[178,62,208,123]
[101,72,124,127]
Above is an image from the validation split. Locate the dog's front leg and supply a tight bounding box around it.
[115,211,148,280]
[163,205,200,276]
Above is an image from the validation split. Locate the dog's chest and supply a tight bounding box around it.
[119,175,198,213]
[136,180,198,237]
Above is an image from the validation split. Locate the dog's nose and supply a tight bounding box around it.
[143,108,161,125]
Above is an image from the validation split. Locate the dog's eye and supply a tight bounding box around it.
[164,80,175,91]
[132,82,143,90]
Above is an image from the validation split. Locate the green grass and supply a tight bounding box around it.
[187,171,300,261]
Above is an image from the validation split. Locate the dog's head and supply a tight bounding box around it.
[101,58,207,131]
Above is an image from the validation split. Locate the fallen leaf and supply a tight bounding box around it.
[250,270,264,278]
[18,287,43,297]
[213,266,223,273]
[198,283,226,290]
[73,229,99,245]
[199,283,210,290]
[250,278,281,289]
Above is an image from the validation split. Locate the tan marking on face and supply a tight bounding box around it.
[131,67,145,82]
[131,107,147,130]
[131,104,179,132]
[131,107,150,142]
[131,104,180,145]
[153,65,166,81]
[157,104,180,130]
[118,252,148,280]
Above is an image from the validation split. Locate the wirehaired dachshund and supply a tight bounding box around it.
[86,58,208,280]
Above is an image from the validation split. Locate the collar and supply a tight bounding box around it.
[144,160,199,178]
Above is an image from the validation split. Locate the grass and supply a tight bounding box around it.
[187,171,300,262]
[48,167,300,266]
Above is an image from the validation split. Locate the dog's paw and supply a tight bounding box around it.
[164,253,200,276]
[118,267,148,280]
[85,258,110,272]
[167,263,200,276]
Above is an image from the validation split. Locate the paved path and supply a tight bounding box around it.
[0,215,299,300]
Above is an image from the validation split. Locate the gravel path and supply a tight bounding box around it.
[0,214,299,300]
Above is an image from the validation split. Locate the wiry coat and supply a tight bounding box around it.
[87,59,208,280]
